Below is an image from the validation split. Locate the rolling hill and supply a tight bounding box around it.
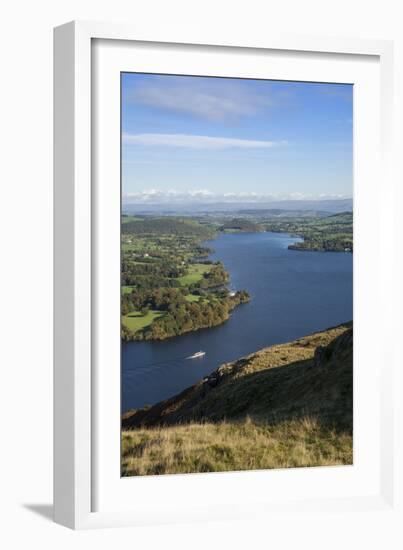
[122,323,353,476]
[121,216,214,238]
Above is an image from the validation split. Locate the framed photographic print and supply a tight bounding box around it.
[54,21,397,530]
[119,72,355,476]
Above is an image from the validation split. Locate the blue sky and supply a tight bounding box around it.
[122,73,352,204]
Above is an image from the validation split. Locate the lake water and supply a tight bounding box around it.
[122,232,353,412]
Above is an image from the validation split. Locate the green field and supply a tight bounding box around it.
[178,264,212,286]
[122,286,134,295]
[122,310,165,332]
[122,241,160,252]
[121,215,142,224]
[185,293,201,302]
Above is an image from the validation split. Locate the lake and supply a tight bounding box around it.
[122,232,353,412]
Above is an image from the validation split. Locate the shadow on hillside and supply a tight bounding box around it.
[123,327,353,434]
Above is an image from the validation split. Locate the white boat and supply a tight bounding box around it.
[187,351,206,359]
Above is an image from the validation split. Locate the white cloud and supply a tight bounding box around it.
[128,80,271,121]
[122,189,351,204]
[125,189,215,202]
[123,133,283,150]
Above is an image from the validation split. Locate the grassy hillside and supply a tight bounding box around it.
[122,323,353,476]
[121,216,214,238]
[220,218,263,233]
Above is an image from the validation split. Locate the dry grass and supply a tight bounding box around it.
[122,323,353,477]
[122,416,352,476]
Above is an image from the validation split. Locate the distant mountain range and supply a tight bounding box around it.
[122,198,353,216]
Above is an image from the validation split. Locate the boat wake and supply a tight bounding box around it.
[186,351,206,360]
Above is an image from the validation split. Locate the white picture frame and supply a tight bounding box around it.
[54,20,398,530]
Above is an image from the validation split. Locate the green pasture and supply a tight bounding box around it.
[121,216,142,224]
[185,293,201,302]
[122,309,165,332]
[178,264,212,286]
[122,286,134,295]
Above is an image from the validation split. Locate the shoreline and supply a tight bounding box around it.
[122,231,251,342]
[122,320,353,420]
[122,230,352,412]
